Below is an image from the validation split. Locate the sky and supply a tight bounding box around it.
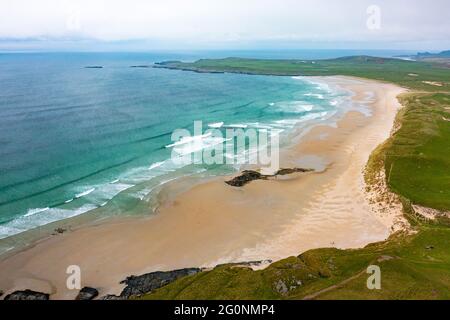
[0,0,449,51]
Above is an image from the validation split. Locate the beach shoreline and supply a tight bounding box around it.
[0,76,408,299]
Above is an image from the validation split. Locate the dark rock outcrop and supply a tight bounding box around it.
[75,287,99,300]
[119,268,201,298]
[274,168,313,176]
[225,168,313,187]
[54,227,66,234]
[4,289,49,300]
[225,170,267,187]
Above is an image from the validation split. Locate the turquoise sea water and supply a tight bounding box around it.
[0,51,387,244]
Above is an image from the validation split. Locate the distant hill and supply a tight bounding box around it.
[417,50,450,58]
[394,50,450,67]
[396,50,450,60]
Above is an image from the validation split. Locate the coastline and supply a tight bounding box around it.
[0,76,408,299]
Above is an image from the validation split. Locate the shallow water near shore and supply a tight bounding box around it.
[0,52,371,253]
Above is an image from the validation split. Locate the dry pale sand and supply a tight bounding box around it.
[0,76,407,299]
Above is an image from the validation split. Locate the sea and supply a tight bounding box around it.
[0,49,414,252]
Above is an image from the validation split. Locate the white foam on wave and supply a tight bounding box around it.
[0,204,98,240]
[208,122,224,128]
[223,124,248,129]
[293,76,332,94]
[75,187,96,199]
[276,101,315,113]
[272,109,332,133]
[172,136,231,156]
[273,119,300,127]
[130,177,177,201]
[159,177,177,185]
[131,167,208,201]
[119,167,158,184]
[165,133,212,148]
[24,207,49,217]
[119,160,178,185]
[314,82,332,93]
[246,122,273,130]
[304,93,324,99]
[132,186,156,201]
[0,225,24,238]
[93,183,134,202]
[149,161,165,170]
[59,182,134,212]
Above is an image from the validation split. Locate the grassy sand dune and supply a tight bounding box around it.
[386,93,450,211]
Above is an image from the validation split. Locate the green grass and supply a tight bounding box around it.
[157,56,450,92]
[384,93,450,211]
[141,55,450,300]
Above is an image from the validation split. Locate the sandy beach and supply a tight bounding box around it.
[0,76,408,299]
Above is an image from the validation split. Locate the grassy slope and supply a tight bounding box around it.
[385,93,450,210]
[140,57,450,300]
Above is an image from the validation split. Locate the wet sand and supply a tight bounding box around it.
[0,76,407,299]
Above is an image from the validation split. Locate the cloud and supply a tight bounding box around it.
[0,0,449,50]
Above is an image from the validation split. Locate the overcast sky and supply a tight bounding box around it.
[1,0,449,51]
